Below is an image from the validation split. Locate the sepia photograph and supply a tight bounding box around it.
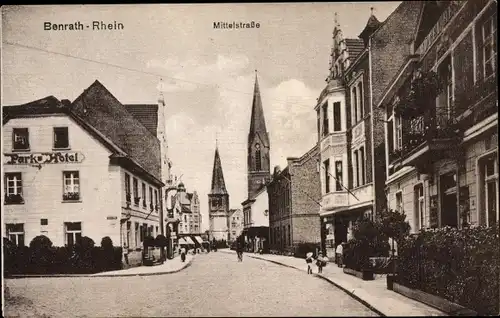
[1,1,499,317]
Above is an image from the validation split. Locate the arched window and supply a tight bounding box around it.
[255,143,262,171]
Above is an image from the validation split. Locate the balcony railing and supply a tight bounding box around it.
[4,193,24,204]
[456,75,498,124]
[402,110,459,159]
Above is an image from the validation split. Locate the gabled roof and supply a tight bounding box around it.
[210,146,228,195]
[2,93,164,187]
[71,80,161,181]
[248,73,269,147]
[124,104,158,136]
[345,38,365,61]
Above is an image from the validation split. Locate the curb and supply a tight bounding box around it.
[245,254,386,317]
[6,256,195,279]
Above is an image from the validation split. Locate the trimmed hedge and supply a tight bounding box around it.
[4,235,123,275]
[397,225,500,316]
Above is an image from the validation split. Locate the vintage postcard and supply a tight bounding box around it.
[1,2,499,317]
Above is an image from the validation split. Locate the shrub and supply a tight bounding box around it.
[344,217,390,271]
[155,234,168,247]
[29,235,53,250]
[143,235,155,248]
[100,236,113,249]
[397,225,499,315]
[80,236,95,251]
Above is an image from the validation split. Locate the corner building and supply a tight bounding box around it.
[379,0,498,232]
[3,81,165,266]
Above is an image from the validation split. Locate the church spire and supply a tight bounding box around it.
[248,70,269,145]
[211,145,227,194]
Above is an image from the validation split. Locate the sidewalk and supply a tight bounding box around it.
[7,254,194,279]
[222,250,446,317]
[91,253,194,277]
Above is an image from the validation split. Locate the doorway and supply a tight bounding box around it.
[440,172,458,227]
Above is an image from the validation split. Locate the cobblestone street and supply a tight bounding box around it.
[5,251,378,317]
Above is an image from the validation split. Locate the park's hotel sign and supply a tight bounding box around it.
[3,151,85,165]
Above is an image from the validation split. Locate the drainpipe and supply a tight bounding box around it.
[368,35,377,218]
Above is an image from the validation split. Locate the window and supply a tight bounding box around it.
[335,160,343,191]
[133,178,139,205]
[41,218,48,226]
[126,221,131,247]
[154,189,158,210]
[437,56,453,119]
[53,127,69,149]
[63,171,80,201]
[125,174,131,202]
[352,87,358,124]
[387,117,394,155]
[324,159,330,193]
[135,222,139,247]
[479,154,498,227]
[12,128,30,150]
[65,222,82,246]
[142,183,147,207]
[395,116,402,150]
[359,147,365,185]
[415,185,424,230]
[4,172,23,204]
[395,191,403,213]
[333,102,341,131]
[149,186,153,209]
[354,151,359,188]
[317,110,321,141]
[7,223,25,246]
[322,103,329,136]
[358,82,364,119]
[255,143,262,171]
[482,15,497,79]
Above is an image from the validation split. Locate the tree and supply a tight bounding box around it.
[377,209,411,245]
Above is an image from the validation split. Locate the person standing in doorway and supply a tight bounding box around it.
[336,242,344,268]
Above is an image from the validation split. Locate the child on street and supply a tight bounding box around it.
[306,252,313,274]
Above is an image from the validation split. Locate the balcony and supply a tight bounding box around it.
[396,111,460,170]
[321,184,373,213]
[456,75,498,126]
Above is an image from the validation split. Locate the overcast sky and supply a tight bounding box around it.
[2,3,400,231]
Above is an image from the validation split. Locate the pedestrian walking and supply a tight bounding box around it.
[306,252,313,274]
[180,246,186,262]
[336,242,344,268]
[316,252,324,273]
[236,237,244,262]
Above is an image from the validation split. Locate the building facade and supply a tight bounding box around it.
[379,0,498,232]
[267,145,321,254]
[242,73,271,252]
[242,186,269,252]
[3,81,165,267]
[208,145,230,241]
[317,4,423,257]
[228,208,244,242]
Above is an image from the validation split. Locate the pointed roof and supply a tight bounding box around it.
[359,9,382,42]
[211,146,227,194]
[248,72,269,146]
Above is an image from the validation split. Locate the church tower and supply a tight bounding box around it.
[247,72,271,198]
[208,143,230,241]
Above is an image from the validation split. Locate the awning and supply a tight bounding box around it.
[194,236,203,244]
[184,236,195,245]
[179,237,188,245]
